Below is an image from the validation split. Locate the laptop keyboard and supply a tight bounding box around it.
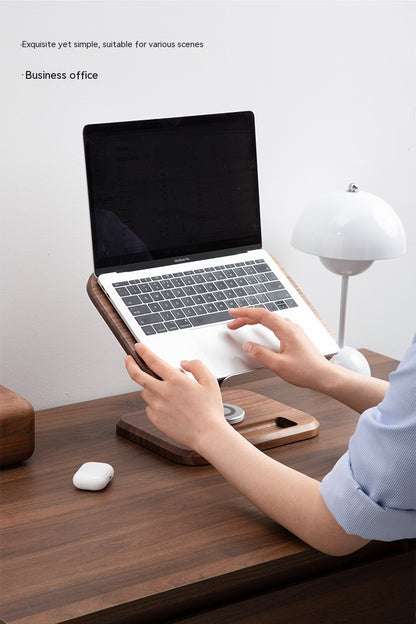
[112,259,298,336]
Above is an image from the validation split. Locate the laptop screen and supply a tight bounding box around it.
[84,111,262,274]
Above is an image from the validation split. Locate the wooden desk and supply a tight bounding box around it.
[1,350,414,624]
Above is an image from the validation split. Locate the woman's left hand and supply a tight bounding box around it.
[125,343,227,452]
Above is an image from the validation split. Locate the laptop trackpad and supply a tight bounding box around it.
[145,324,280,380]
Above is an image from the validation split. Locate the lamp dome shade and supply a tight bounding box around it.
[292,188,407,261]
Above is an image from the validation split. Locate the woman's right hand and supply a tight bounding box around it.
[227,307,332,392]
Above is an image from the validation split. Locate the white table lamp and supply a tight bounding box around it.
[292,184,406,374]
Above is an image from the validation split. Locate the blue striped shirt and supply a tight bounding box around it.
[319,335,416,541]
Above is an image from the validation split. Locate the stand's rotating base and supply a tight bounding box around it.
[223,403,245,424]
[117,388,319,465]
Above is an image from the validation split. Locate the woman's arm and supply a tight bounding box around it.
[198,415,369,556]
[125,343,369,556]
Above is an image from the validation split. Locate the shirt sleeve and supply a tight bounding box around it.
[319,335,416,541]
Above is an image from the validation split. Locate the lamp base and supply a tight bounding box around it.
[330,346,371,376]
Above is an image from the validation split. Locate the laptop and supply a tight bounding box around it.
[83,111,338,380]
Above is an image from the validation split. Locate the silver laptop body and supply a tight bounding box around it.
[84,111,338,380]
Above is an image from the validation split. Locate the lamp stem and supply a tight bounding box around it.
[338,275,349,348]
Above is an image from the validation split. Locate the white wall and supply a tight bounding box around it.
[1,0,415,410]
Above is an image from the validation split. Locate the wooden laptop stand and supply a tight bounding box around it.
[87,269,322,465]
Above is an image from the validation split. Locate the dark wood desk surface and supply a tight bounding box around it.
[1,350,414,624]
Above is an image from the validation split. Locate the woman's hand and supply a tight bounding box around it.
[228,307,388,411]
[228,307,332,392]
[125,343,228,452]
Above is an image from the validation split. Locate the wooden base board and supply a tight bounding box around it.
[116,388,319,465]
